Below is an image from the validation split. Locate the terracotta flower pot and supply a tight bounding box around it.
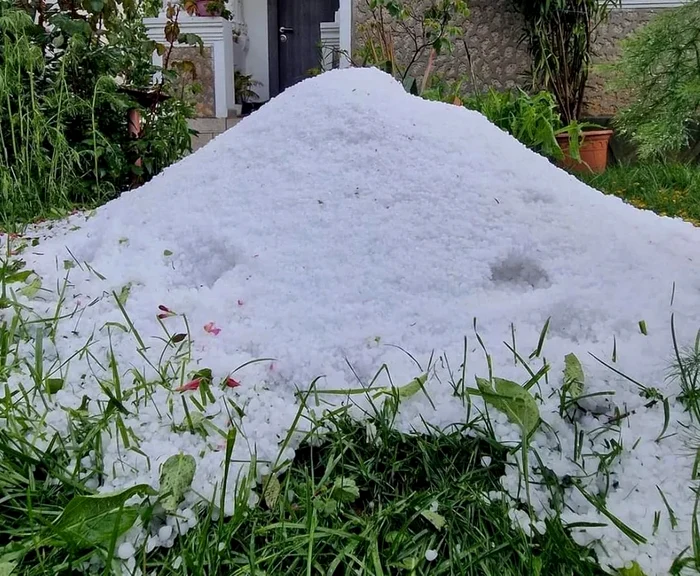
[556,129,613,174]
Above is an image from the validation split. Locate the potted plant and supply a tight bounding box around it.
[234,71,261,116]
[185,0,229,18]
[511,0,618,172]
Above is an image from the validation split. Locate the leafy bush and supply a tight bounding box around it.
[610,1,700,160]
[463,89,565,159]
[0,0,195,228]
[355,0,469,94]
[510,0,616,125]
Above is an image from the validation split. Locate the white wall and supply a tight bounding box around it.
[242,0,270,101]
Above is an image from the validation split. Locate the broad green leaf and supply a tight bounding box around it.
[53,484,154,548]
[618,562,647,576]
[116,283,131,306]
[46,378,64,394]
[5,270,32,284]
[20,276,41,298]
[323,498,338,515]
[331,477,359,503]
[262,474,281,509]
[395,557,419,570]
[563,353,584,398]
[159,454,196,513]
[476,377,540,437]
[420,510,446,530]
[0,562,15,576]
[398,373,427,398]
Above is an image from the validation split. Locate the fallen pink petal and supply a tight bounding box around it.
[175,378,201,392]
[204,322,221,336]
[225,377,240,388]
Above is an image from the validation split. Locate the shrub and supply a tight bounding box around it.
[355,0,470,94]
[0,0,195,228]
[463,89,565,159]
[510,0,616,125]
[610,1,700,160]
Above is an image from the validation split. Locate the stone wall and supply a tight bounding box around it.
[353,0,661,116]
[188,117,242,152]
[169,46,216,118]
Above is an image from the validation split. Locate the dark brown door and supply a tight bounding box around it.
[274,0,339,92]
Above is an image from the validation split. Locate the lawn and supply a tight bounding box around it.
[582,163,700,226]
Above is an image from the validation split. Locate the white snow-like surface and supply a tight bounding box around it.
[7,68,700,574]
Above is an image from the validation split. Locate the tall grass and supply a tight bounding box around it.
[0,10,113,228]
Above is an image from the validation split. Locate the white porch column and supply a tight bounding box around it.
[338,0,352,68]
[144,14,236,118]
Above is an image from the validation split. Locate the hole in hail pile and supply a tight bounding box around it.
[489,252,550,290]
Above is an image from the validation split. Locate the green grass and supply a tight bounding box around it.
[141,414,606,576]
[0,250,609,576]
[581,162,700,225]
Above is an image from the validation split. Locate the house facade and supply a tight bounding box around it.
[144,0,689,148]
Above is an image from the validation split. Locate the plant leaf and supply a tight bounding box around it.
[563,353,584,398]
[159,454,196,513]
[262,474,281,509]
[398,373,427,398]
[617,561,647,576]
[0,562,16,576]
[420,510,446,530]
[331,477,359,503]
[5,270,32,284]
[46,378,64,394]
[476,377,540,437]
[52,484,154,548]
[19,276,41,298]
[116,283,132,306]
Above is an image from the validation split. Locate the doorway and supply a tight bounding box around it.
[267,0,340,97]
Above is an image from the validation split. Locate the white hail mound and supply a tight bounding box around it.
[9,67,700,574]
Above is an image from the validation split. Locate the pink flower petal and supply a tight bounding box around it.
[204,322,221,336]
[225,376,240,388]
[175,378,201,392]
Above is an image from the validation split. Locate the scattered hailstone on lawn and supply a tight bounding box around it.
[10,67,700,575]
[425,549,438,562]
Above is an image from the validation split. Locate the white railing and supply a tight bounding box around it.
[320,11,340,71]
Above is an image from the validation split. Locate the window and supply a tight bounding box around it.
[619,0,690,7]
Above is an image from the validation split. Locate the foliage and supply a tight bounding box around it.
[609,1,700,160]
[510,0,617,125]
[234,71,262,104]
[580,162,700,226]
[462,88,566,159]
[0,0,195,228]
[355,0,469,94]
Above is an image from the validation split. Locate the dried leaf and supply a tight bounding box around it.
[263,474,281,509]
